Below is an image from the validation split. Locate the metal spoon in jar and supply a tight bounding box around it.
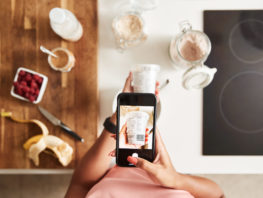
[159,79,169,91]
[40,45,58,58]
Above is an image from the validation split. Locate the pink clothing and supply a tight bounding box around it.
[86,166,194,198]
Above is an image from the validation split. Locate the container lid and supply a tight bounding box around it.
[132,64,160,72]
[182,66,217,89]
[49,8,66,24]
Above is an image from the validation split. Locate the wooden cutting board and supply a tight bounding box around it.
[0,0,98,169]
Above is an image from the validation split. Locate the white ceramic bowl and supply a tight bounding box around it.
[10,67,48,104]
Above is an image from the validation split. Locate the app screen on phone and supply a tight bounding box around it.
[119,105,154,150]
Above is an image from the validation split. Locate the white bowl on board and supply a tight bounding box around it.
[10,67,48,104]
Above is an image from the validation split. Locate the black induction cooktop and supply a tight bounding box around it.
[203,10,263,155]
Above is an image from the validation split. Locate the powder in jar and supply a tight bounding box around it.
[51,50,69,68]
[115,14,144,41]
[179,32,208,62]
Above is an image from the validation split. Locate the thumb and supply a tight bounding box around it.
[122,72,133,92]
[127,156,156,175]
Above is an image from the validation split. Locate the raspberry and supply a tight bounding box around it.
[35,89,40,96]
[19,70,26,77]
[33,74,40,81]
[22,86,30,93]
[31,80,38,89]
[17,84,23,90]
[20,81,27,87]
[13,81,19,87]
[29,88,35,94]
[25,74,32,82]
[24,92,30,99]
[36,77,43,85]
[15,88,23,96]
[18,76,23,82]
[29,95,35,102]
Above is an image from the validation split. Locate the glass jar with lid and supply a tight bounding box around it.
[112,0,158,51]
[169,21,217,89]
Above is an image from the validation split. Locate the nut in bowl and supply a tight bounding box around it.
[10,67,48,104]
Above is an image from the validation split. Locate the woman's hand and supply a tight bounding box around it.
[119,123,141,149]
[127,129,179,188]
[123,72,160,101]
[110,72,159,124]
[127,130,225,198]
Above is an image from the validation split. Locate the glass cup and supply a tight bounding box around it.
[126,111,149,145]
[48,47,75,72]
[132,64,160,93]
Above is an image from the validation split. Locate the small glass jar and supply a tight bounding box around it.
[169,21,217,89]
[112,0,158,51]
[48,47,75,72]
[169,21,211,69]
[112,12,147,50]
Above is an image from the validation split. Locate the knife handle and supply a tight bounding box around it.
[60,122,84,142]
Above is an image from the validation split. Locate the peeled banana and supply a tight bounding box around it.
[1,111,73,167]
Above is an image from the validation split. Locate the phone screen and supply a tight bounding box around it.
[117,93,156,167]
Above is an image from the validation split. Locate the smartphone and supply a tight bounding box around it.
[116,93,157,167]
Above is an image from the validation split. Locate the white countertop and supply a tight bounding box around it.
[98,0,263,174]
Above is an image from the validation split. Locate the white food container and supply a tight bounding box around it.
[10,67,48,104]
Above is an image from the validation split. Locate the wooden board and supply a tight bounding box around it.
[0,0,98,169]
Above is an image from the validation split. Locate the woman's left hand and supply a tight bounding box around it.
[119,123,141,149]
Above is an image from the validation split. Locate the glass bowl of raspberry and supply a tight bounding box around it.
[10,67,48,104]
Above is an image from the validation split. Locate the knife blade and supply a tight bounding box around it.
[38,106,84,142]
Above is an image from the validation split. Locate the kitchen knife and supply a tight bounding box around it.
[38,106,84,142]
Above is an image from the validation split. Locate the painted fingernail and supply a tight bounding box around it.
[127,156,138,165]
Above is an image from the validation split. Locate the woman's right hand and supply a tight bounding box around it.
[127,129,179,189]
[127,130,225,198]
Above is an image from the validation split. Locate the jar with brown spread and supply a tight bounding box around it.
[48,47,75,72]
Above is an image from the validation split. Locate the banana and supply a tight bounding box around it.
[1,111,73,167]
[23,135,43,150]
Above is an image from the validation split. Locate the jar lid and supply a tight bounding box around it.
[49,8,66,24]
[131,0,159,11]
[182,66,217,89]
